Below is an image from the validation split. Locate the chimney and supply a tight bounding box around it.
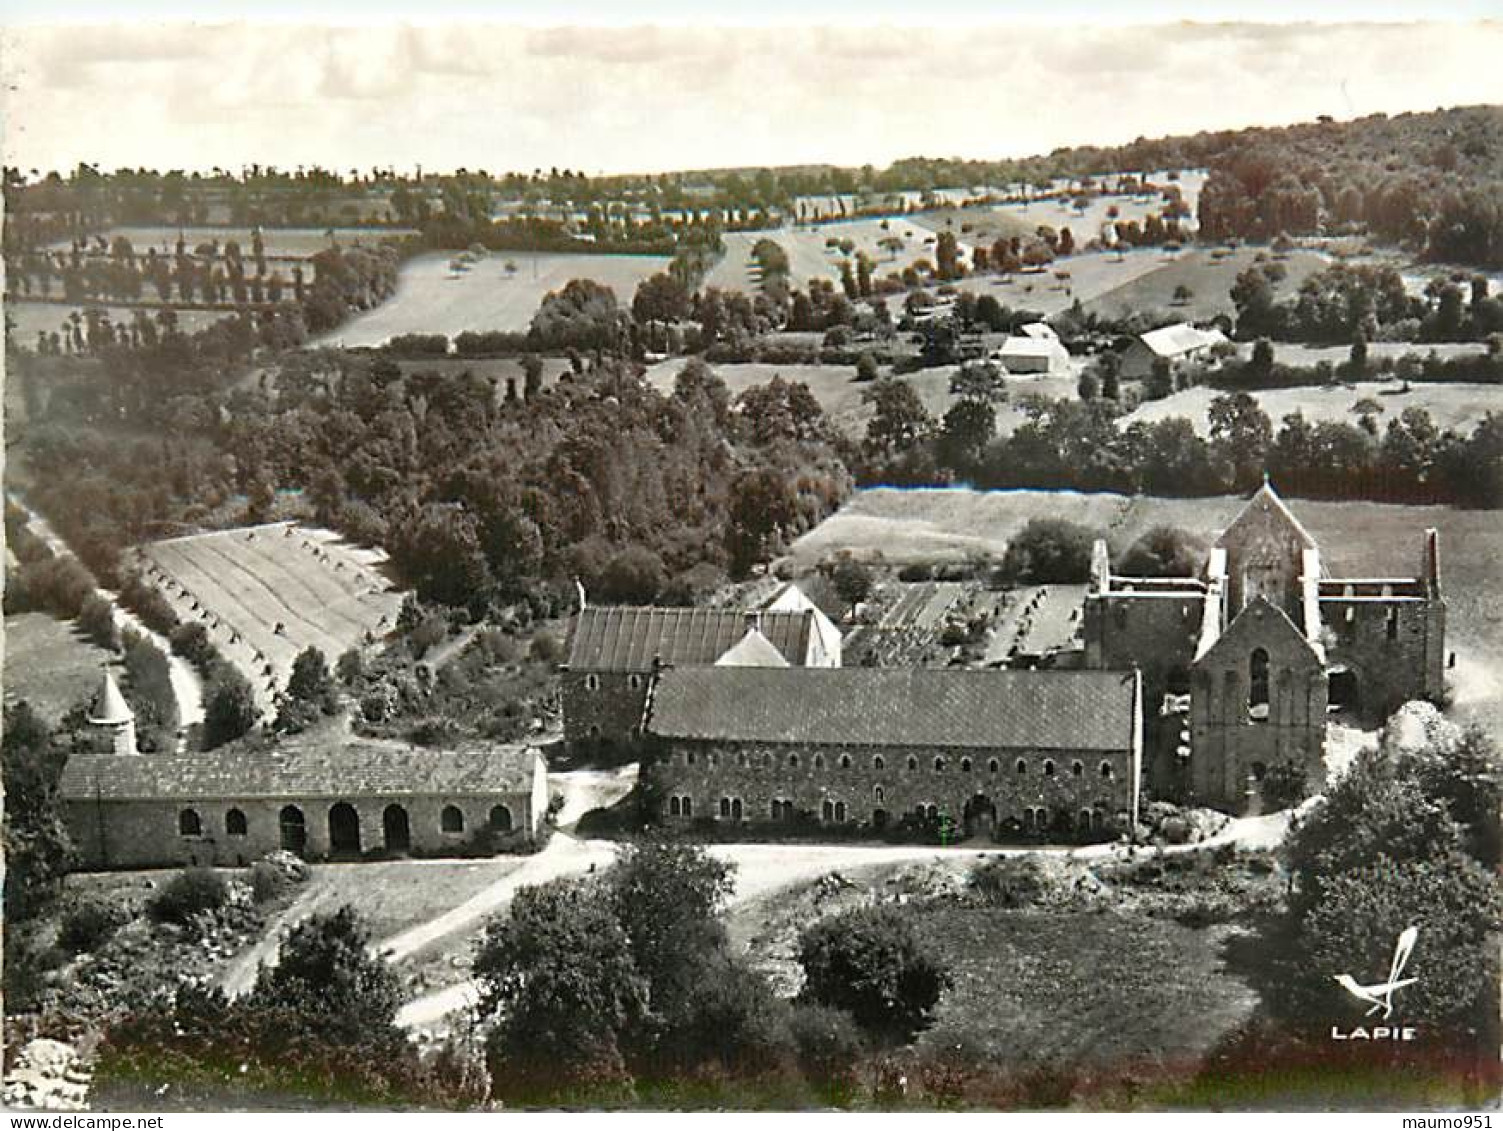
[1421,529,1441,595]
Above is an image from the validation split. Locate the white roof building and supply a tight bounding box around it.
[1122,322,1228,378]
[996,334,1071,376]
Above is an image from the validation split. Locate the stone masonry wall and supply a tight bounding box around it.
[644,738,1136,839]
[66,789,536,871]
[561,669,650,747]
[1319,596,1445,722]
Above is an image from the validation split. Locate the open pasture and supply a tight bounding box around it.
[790,487,1503,736]
[703,220,971,294]
[6,302,227,345]
[318,250,670,347]
[133,523,405,712]
[901,246,1179,319]
[912,908,1256,1082]
[1124,379,1502,438]
[45,226,413,260]
[1081,246,1328,322]
[3,612,115,723]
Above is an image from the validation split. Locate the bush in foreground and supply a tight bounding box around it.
[150,867,229,925]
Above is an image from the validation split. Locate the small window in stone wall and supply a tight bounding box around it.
[687,751,696,766]
[1072,760,1084,777]
[789,753,800,768]
[441,805,465,833]
[873,785,885,803]
[1016,759,1027,774]
[585,673,600,691]
[670,796,682,817]
[1043,759,1056,777]
[1386,607,1399,641]
[989,758,999,773]
[627,673,643,690]
[873,755,885,770]
[907,756,918,770]
[178,808,202,836]
[813,754,824,769]
[960,757,972,772]
[1100,761,1114,779]
[738,752,749,768]
[226,808,248,836]
[934,756,945,772]
[840,754,851,769]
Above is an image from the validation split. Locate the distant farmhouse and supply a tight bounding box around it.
[563,483,1445,835]
[62,671,548,869]
[1082,482,1444,812]
[994,322,1071,376]
[1120,322,1229,379]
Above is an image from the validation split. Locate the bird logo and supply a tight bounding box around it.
[1334,926,1419,1019]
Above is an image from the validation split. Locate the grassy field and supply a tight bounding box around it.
[901,246,1180,319]
[911,908,1257,1082]
[789,488,1503,736]
[1125,380,1502,438]
[703,221,970,294]
[3,612,115,723]
[1081,247,1329,323]
[134,523,404,712]
[45,226,414,260]
[6,302,228,345]
[318,250,670,347]
[642,359,1076,440]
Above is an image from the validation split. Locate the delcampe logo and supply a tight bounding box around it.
[1330,925,1419,1042]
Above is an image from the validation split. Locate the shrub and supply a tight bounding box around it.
[77,594,120,651]
[59,897,129,953]
[970,856,1047,907]
[151,867,229,925]
[797,906,952,1039]
[787,1001,863,1102]
[249,861,293,904]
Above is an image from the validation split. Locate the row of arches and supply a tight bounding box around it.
[177,801,514,857]
[665,792,1113,836]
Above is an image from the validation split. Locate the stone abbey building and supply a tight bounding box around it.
[61,672,549,869]
[643,666,1143,838]
[1082,482,1445,812]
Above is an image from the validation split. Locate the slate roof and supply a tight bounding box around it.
[566,606,813,670]
[647,667,1138,751]
[60,738,542,802]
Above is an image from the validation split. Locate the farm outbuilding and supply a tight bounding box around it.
[60,736,548,870]
[1120,322,1228,379]
[996,334,1072,375]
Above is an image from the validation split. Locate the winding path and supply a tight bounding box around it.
[8,496,205,741]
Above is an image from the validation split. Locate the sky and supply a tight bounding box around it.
[1,6,1500,177]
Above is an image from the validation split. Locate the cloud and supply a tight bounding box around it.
[1,20,1499,175]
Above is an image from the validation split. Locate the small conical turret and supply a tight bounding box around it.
[89,669,137,756]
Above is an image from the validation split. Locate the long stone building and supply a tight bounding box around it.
[1082,481,1445,812]
[641,666,1143,839]
[61,672,549,869]
[561,595,841,750]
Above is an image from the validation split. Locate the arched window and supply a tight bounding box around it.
[1016,759,1027,775]
[738,752,749,768]
[731,798,743,821]
[789,753,800,768]
[584,673,600,691]
[822,799,834,822]
[588,725,601,740]
[1080,808,1094,831]
[925,804,939,822]
[178,808,202,836]
[873,785,885,803]
[225,808,247,837]
[669,796,682,817]
[682,796,693,818]
[686,750,696,765]
[834,801,847,823]
[488,805,513,832]
[1248,647,1270,720]
[934,756,945,772]
[960,757,972,773]
[907,756,919,771]
[441,805,465,833]
[873,755,885,771]
[1072,760,1084,777]
[989,758,999,774]
[627,673,643,690]
[839,754,852,769]
[1043,759,1056,777]
[1100,761,1114,779]
[720,797,732,818]
[813,754,824,769]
